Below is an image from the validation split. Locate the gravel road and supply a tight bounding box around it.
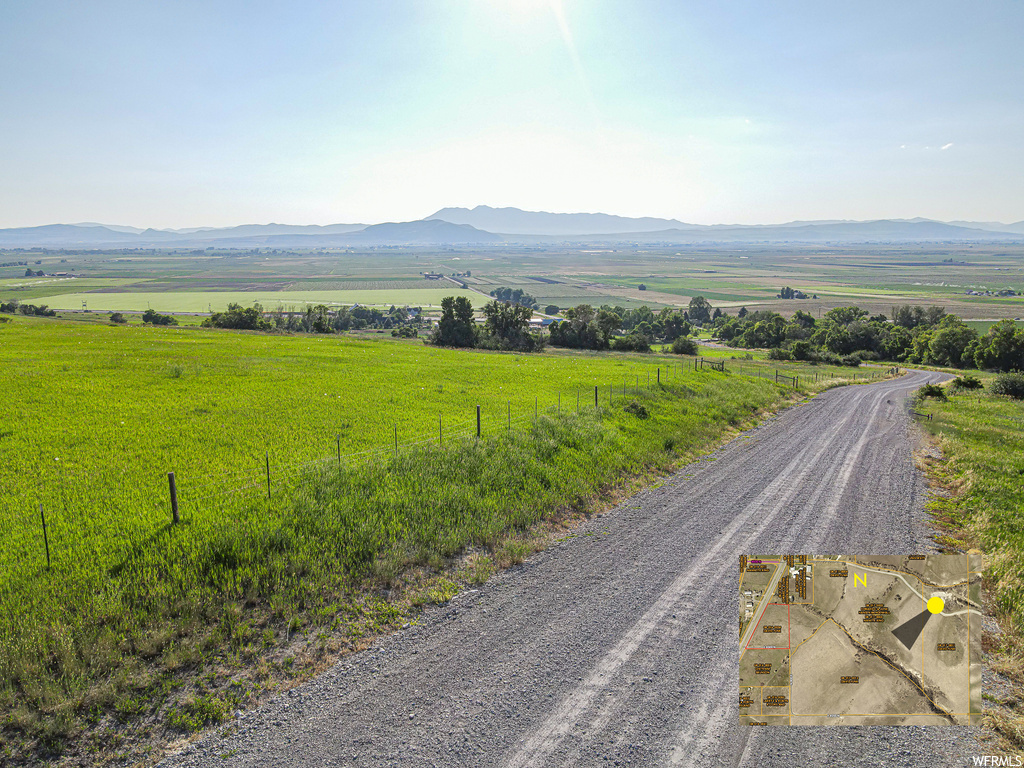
[164,369,983,767]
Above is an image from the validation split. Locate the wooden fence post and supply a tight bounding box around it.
[39,503,50,568]
[439,414,442,446]
[594,385,598,407]
[508,400,511,432]
[168,472,179,524]
[265,452,271,501]
[337,435,341,467]
[477,405,481,437]
[394,425,398,457]
[657,367,660,385]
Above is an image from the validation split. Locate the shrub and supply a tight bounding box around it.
[670,336,698,355]
[790,341,813,360]
[623,400,649,419]
[991,372,1024,400]
[951,374,982,391]
[391,326,417,338]
[610,334,651,353]
[202,303,271,331]
[142,309,178,326]
[919,383,947,400]
[109,312,126,324]
[166,695,230,733]
[840,354,862,367]
[767,347,792,360]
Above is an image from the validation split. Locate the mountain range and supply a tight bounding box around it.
[1,207,1022,248]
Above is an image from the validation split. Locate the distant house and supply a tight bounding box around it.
[528,318,560,329]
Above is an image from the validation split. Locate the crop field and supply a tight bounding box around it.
[4,243,1022,322]
[32,288,486,313]
[0,314,872,761]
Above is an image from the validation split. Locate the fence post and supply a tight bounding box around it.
[439,414,442,446]
[594,385,598,408]
[558,393,561,414]
[775,369,779,384]
[337,435,341,467]
[395,425,398,457]
[265,452,271,501]
[39,503,50,568]
[657,367,660,385]
[168,471,179,524]
[477,405,481,438]
[508,400,511,432]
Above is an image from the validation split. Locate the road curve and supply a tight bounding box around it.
[164,370,980,768]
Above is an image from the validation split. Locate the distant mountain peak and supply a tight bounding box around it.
[428,206,692,235]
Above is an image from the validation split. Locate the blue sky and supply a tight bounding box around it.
[1,0,1021,227]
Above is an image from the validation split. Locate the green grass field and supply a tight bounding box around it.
[29,288,486,313]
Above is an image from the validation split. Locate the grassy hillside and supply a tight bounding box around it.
[918,378,1024,748]
[0,316,869,764]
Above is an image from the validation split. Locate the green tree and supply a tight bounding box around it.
[974,320,1024,371]
[688,296,713,325]
[203,303,272,331]
[824,306,868,326]
[549,304,607,350]
[429,296,477,347]
[480,300,540,351]
[927,316,978,368]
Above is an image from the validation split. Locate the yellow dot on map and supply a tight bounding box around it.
[927,596,945,614]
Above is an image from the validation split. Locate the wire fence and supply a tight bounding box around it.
[5,354,896,578]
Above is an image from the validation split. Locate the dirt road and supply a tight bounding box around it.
[165,370,981,767]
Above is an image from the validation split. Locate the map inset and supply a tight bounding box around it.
[739,554,982,725]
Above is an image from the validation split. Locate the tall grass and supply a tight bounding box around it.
[923,389,1024,627]
[920,381,1024,748]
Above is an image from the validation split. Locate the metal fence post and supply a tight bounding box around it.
[168,472,179,524]
[39,503,51,567]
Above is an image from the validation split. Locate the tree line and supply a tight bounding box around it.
[714,304,1024,371]
[202,303,423,334]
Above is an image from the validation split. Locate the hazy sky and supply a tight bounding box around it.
[1,0,1021,228]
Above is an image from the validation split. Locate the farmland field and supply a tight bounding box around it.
[3,243,1023,320]
[33,288,486,313]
